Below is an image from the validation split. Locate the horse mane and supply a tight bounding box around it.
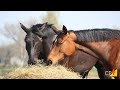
[30,23,55,30]
[30,24,43,30]
[30,23,50,33]
[72,29,120,42]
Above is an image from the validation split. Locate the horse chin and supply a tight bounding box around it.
[51,60,59,65]
[53,58,65,65]
[51,58,63,65]
[28,60,37,65]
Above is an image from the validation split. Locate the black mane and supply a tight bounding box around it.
[30,24,43,30]
[30,23,54,31]
[31,24,43,28]
[72,28,120,42]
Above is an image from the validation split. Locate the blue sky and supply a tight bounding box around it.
[0,11,120,46]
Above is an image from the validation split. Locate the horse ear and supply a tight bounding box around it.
[20,23,30,33]
[49,24,53,27]
[62,25,67,35]
[45,22,48,24]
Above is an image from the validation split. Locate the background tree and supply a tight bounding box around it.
[0,18,38,66]
[41,11,62,29]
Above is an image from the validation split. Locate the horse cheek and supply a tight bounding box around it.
[61,43,75,56]
[67,42,76,56]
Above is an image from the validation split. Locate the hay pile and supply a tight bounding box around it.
[0,76,3,79]
[3,65,81,79]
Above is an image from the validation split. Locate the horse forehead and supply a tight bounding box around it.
[56,32,75,43]
[56,33,67,40]
[25,33,41,41]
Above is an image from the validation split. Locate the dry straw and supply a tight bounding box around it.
[3,64,81,79]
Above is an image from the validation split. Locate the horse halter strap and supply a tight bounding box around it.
[52,33,70,46]
[60,33,69,44]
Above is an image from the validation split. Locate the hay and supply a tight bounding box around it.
[3,65,81,79]
[0,76,3,79]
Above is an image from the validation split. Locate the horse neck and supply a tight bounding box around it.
[83,41,115,69]
[73,31,120,70]
[59,51,77,67]
[43,34,56,56]
[75,43,99,59]
[73,31,110,61]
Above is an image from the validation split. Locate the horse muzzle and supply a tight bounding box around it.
[47,59,52,65]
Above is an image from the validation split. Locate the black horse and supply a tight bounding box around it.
[20,22,57,65]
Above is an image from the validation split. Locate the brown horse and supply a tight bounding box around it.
[50,41,111,79]
[48,25,120,79]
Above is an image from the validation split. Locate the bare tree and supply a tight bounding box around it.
[0,18,38,67]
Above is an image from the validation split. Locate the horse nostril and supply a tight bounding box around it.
[47,60,52,65]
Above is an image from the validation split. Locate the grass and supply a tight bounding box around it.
[87,67,99,79]
[0,67,16,76]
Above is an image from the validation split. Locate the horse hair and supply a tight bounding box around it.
[71,29,120,42]
[30,24,43,30]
